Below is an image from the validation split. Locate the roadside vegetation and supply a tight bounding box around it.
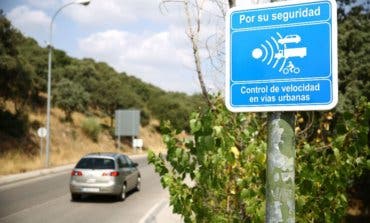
[149,0,370,222]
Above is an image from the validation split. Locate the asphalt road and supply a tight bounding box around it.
[0,155,168,223]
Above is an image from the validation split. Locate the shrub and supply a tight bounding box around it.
[0,110,29,138]
[81,117,101,142]
[148,95,370,222]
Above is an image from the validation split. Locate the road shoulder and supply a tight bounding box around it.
[139,199,182,223]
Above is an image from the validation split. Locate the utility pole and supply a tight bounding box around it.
[266,112,295,222]
[258,0,296,220]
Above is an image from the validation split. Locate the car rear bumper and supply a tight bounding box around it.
[70,181,121,195]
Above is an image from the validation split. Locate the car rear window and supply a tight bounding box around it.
[75,158,115,169]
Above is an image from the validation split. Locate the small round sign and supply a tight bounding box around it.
[37,127,47,138]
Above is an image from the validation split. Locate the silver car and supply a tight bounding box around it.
[69,153,141,201]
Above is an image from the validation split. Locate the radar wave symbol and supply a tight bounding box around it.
[252,32,286,71]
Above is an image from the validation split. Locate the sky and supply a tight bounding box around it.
[0,0,229,94]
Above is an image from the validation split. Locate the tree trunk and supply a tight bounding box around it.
[184,0,212,108]
[228,0,235,8]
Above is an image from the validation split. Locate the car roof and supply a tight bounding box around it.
[82,152,124,159]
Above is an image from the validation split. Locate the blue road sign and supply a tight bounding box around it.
[225,0,337,112]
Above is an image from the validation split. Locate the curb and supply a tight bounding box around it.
[138,199,168,223]
[0,164,75,187]
[0,154,147,187]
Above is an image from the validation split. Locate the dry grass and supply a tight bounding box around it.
[140,119,166,152]
[0,107,166,175]
[0,151,44,175]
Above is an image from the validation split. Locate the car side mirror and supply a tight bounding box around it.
[133,162,138,167]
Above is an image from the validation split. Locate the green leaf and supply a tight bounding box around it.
[213,125,222,137]
[189,118,201,133]
[230,146,239,159]
[367,160,370,169]
[147,150,155,163]
[333,135,346,147]
[255,152,266,165]
[333,148,340,160]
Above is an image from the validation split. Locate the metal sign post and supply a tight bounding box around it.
[266,112,295,222]
[37,127,47,165]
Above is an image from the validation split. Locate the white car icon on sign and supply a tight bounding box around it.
[278,35,301,44]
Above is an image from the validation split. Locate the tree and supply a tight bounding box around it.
[337,5,370,114]
[148,92,194,131]
[52,78,90,122]
[17,37,48,107]
[0,11,33,112]
[183,0,211,106]
[92,74,142,127]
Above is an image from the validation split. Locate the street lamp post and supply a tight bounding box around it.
[45,0,90,168]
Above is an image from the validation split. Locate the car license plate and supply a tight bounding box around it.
[86,179,96,183]
[82,188,99,192]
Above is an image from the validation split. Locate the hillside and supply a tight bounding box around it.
[0,102,166,175]
[0,11,206,176]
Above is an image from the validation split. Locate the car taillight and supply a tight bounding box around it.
[102,171,119,177]
[110,171,119,176]
[71,170,83,176]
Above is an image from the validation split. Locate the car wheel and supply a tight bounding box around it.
[118,183,126,201]
[71,193,81,201]
[135,176,141,192]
